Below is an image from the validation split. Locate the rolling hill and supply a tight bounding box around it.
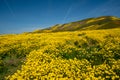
[0,16,120,79]
[33,16,120,33]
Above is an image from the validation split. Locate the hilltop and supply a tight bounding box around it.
[33,16,120,33]
[0,16,120,79]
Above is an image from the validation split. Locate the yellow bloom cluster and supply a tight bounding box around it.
[0,28,120,79]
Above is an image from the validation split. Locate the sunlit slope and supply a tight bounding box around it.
[0,29,120,79]
[33,16,120,33]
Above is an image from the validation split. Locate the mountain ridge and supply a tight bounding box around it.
[33,16,120,33]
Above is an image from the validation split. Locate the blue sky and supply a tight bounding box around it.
[0,0,120,34]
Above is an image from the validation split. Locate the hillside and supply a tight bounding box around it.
[0,28,120,79]
[33,16,120,33]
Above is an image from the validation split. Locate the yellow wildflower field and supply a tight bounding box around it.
[0,28,120,80]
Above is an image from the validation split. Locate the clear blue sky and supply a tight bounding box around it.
[0,0,120,34]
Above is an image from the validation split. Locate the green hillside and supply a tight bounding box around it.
[0,16,120,79]
[33,16,120,33]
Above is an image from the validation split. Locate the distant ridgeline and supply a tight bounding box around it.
[33,16,120,33]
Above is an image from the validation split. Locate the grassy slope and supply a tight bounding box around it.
[33,16,120,33]
[0,28,120,79]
